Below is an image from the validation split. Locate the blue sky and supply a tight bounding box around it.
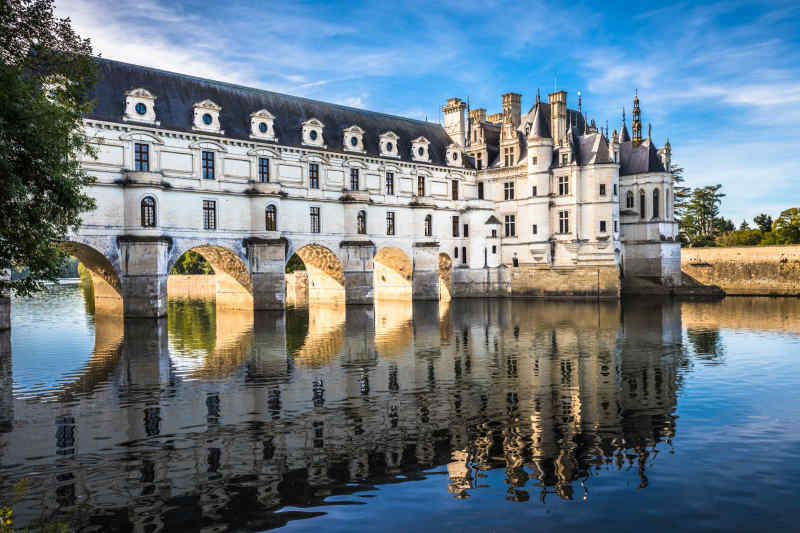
[56,0,800,223]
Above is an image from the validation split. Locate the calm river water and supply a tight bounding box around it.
[2,285,799,531]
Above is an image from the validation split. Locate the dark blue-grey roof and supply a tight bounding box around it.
[88,58,464,167]
[619,139,666,175]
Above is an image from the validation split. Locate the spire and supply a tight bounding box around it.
[536,88,541,104]
[648,123,652,140]
[665,137,671,153]
[530,101,550,138]
[632,89,643,146]
[620,106,630,142]
[577,90,582,114]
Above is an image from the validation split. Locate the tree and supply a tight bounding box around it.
[739,220,750,230]
[772,208,800,244]
[753,213,773,233]
[671,165,693,243]
[0,0,97,296]
[170,251,214,275]
[683,184,725,246]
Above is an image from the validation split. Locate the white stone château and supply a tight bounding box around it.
[4,58,680,321]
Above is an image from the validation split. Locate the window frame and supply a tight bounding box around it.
[451,180,459,200]
[350,168,359,191]
[504,181,515,201]
[504,215,516,237]
[558,175,569,196]
[452,215,460,237]
[558,210,569,234]
[258,157,270,183]
[203,200,217,230]
[265,204,277,231]
[424,214,433,237]
[134,142,150,172]
[310,206,321,233]
[309,163,320,189]
[201,151,215,180]
[141,196,156,227]
[357,210,367,234]
[385,172,394,195]
[417,176,425,197]
[386,211,395,236]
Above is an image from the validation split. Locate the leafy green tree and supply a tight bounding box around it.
[772,208,800,244]
[753,213,773,233]
[170,251,214,275]
[671,165,692,243]
[0,0,97,296]
[717,229,763,247]
[739,220,750,230]
[683,184,725,246]
[285,254,306,273]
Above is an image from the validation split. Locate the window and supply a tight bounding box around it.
[492,245,497,254]
[462,246,467,265]
[135,102,147,115]
[600,220,607,233]
[532,224,537,235]
[417,176,426,197]
[350,168,359,191]
[504,181,515,200]
[613,183,618,196]
[309,129,318,141]
[477,153,482,170]
[454,247,458,258]
[640,190,646,219]
[309,163,319,189]
[504,215,515,237]
[561,153,568,165]
[452,216,460,237]
[477,182,484,199]
[258,157,270,183]
[451,180,459,200]
[203,200,216,230]
[202,113,213,125]
[532,185,537,197]
[350,136,358,147]
[202,151,215,179]
[491,229,497,237]
[386,172,394,195]
[653,188,660,218]
[357,210,367,234]
[141,196,156,227]
[424,214,432,237]
[614,220,618,233]
[559,210,569,233]
[134,143,149,172]
[463,224,469,237]
[266,204,277,231]
[600,183,606,196]
[504,147,515,167]
[626,191,635,209]
[558,176,569,196]
[310,206,321,233]
[386,212,395,235]
[532,156,538,166]
[259,122,268,133]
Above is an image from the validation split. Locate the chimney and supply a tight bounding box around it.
[442,97,467,147]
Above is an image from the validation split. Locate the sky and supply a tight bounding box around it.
[55,0,800,223]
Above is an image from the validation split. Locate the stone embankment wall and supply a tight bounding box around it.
[682,245,800,296]
[167,275,216,300]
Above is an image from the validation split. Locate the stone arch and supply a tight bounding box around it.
[60,241,123,315]
[170,244,252,310]
[439,252,453,302]
[289,244,346,304]
[374,247,412,301]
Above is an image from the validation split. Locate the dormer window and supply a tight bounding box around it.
[379,131,400,158]
[250,109,276,141]
[123,88,158,125]
[302,118,325,147]
[446,144,462,167]
[192,99,223,134]
[411,137,431,162]
[343,125,365,153]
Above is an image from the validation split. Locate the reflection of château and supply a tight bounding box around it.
[0,299,683,530]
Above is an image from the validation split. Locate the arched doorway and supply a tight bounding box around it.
[286,244,346,305]
[439,252,453,303]
[168,245,252,310]
[60,241,123,315]
[374,247,412,301]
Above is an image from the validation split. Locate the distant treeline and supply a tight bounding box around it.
[11,256,81,280]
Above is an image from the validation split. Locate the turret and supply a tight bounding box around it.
[442,97,466,147]
[632,90,642,146]
[526,102,552,172]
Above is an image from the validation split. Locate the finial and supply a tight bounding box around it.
[622,107,626,124]
[577,90,582,113]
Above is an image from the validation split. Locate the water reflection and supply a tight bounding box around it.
[0,293,753,531]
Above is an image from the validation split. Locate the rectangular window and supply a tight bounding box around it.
[477,153,483,170]
[386,172,394,195]
[558,176,569,196]
[452,216,460,237]
[203,200,216,230]
[451,180,459,200]
[532,156,538,166]
[492,245,497,254]
[386,212,395,235]
[600,220,607,233]
[134,143,149,172]
[309,163,319,189]
[350,168,359,191]
[614,220,618,233]
[559,210,570,234]
[462,246,467,265]
[491,229,497,238]
[613,183,618,196]
[417,176,425,197]
[504,181,515,200]
[258,157,270,183]
[202,151,215,179]
[532,224,538,235]
[532,185,537,197]
[454,247,458,259]
[477,182,484,200]
[504,215,516,237]
[561,153,568,165]
[310,206,321,233]
[463,224,469,237]
[600,183,606,196]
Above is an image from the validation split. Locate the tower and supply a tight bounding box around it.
[442,97,467,147]
[632,89,642,146]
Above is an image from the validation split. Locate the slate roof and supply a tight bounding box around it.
[619,138,667,175]
[87,58,465,168]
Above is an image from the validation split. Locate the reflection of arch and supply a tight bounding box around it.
[374,247,412,301]
[60,241,123,314]
[171,245,252,310]
[439,252,452,302]
[293,244,345,303]
[291,303,346,368]
[374,299,413,357]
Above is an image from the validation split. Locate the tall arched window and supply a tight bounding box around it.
[417,176,425,197]
[424,214,432,237]
[141,196,156,227]
[357,210,367,234]
[639,190,646,219]
[652,188,660,219]
[265,204,277,231]
[626,191,634,209]
[666,188,671,218]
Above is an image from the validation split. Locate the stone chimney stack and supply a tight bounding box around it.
[442,97,467,147]
[548,90,567,145]
[501,92,521,143]
[469,108,486,123]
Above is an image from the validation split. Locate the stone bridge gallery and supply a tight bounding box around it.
[1,58,681,322]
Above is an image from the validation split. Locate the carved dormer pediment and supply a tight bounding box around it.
[250,109,276,141]
[123,87,159,125]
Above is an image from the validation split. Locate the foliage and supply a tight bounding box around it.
[753,213,773,233]
[285,254,306,273]
[170,251,214,275]
[0,0,98,296]
[717,228,764,247]
[772,208,800,244]
[680,184,726,246]
[167,299,216,354]
[739,220,750,230]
